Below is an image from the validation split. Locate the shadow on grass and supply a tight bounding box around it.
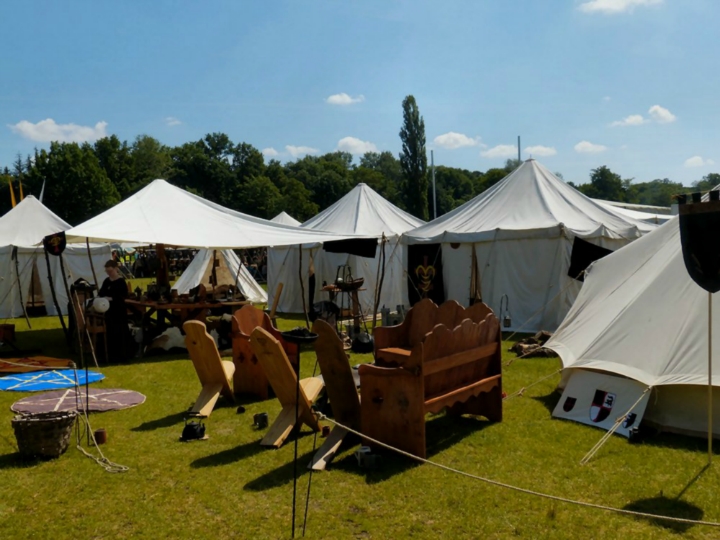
[623,496,704,533]
[243,448,317,491]
[531,390,561,414]
[190,437,268,469]
[0,452,46,470]
[330,414,493,484]
[131,411,187,432]
[0,328,69,359]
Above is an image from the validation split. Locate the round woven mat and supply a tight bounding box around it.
[11,388,146,414]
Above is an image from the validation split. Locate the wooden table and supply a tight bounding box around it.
[126,298,249,355]
[321,285,366,328]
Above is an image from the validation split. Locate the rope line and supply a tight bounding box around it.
[502,369,562,400]
[315,413,720,528]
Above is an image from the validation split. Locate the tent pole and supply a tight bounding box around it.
[43,248,69,345]
[86,238,99,288]
[12,247,32,329]
[298,245,309,329]
[709,291,713,465]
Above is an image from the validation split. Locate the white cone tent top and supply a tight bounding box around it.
[300,183,424,236]
[592,199,672,225]
[546,217,720,436]
[0,195,70,247]
[0,196,110,319]
[271,211,301,227]
[401,160,656,332]
[404,159,654,244]
[268,183,425,314]
[173,249,267,303]
[64,179,358,248]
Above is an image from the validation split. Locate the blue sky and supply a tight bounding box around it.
[0,0,717,185]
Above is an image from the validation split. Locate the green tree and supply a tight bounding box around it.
[359,151,404,208]
[399,95,428,219]
[26,142,120,224]
[693,173,720,193]
[130,135,172,192]
[232,142,265,185]
[237,175,282,218]
[429,166,475,216]
[578,166,626,201]
[94,135,133,197]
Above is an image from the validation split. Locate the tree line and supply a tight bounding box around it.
[1,95,714,225]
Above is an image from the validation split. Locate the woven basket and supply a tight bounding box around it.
[12,411,77,459]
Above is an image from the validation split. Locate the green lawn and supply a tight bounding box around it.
[0,314,719,539]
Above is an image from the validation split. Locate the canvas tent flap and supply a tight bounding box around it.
[0,196,70,247]
[64,179,362,249]
[173,249,267,303]
[547,217,720,388]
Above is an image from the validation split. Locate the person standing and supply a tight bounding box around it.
[99,260,132,361]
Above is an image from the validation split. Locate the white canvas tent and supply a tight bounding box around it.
[268,183,425,314]
[65,179,357,249]
[173,249,267,303]
[546,217,720,438]
[271,211,301,226]
[0,196,110,318]
[592,199,672,225]
[403,159,656,332]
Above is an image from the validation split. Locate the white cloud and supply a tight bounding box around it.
[262,147,279,157]
[648,104,676,124]
[433,132,482,150]
[9,118,108,143]
[574,140,608,153]
[325,93,365,106]
[337,136,378,155]
[610,114,647,127]
[285,145,319,158]
[524,145,557,157]
[164,116,181,126]
[603,96,611,102]
[579,0,662,14]
[481,144,518,159]
[684,156,715,168]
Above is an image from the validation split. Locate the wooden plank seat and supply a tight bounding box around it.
[231,305,298,400]
[249,327,323,448]
[359,313,502,459]
[373,299,493,365]
[183,320,236,417]
[308,319,361,470]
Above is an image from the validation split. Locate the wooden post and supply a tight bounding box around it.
[709,291,713,465]
[156,243,170,289]
[11,247,31,329]
[86,238,99,288]
[298,245,309,329]
[43,249,69,344]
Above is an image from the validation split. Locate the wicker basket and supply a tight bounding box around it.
[12,411,77,459]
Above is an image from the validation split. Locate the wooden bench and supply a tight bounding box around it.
[359,313,502,458]
[374,299,493,365]
[231,305,298,400]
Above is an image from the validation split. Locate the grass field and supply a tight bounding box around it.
[0,312,719,539]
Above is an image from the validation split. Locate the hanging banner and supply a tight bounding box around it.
[678,193,720,293]
[407,243,445,306]
[42,232,67,256]
[568,237,613,282]
[553,370,650,438]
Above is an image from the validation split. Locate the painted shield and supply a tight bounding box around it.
[678,193,720,293]
[562,396,577,412]
[622,412,637,429]
[589,389,615,423]
[42,231,67,256]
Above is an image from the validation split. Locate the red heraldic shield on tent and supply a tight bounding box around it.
[589,389,615,423]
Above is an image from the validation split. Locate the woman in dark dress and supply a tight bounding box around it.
[98,260,132,362]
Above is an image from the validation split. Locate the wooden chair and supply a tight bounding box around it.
[374,299,493,366]
[360,313,502,459]
[249,327,323,448]
[231,305,298,400]
[183,320,236,417]
[308,320,361,470]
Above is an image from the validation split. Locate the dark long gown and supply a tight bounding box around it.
[99,277,132,361]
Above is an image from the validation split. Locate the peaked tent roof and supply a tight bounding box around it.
[546,217,719,387]
[301,182,425,236]
[404,159,655,244]
[271,211,301,226]
[0,195,70,247]
[65,179,357,249]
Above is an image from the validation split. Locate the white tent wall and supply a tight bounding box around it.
[438,234,628,332]
[0,245,111,318]
[173,249,267,303]
[267,237,409,315]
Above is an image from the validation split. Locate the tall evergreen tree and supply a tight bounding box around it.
[399,95,428,220]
